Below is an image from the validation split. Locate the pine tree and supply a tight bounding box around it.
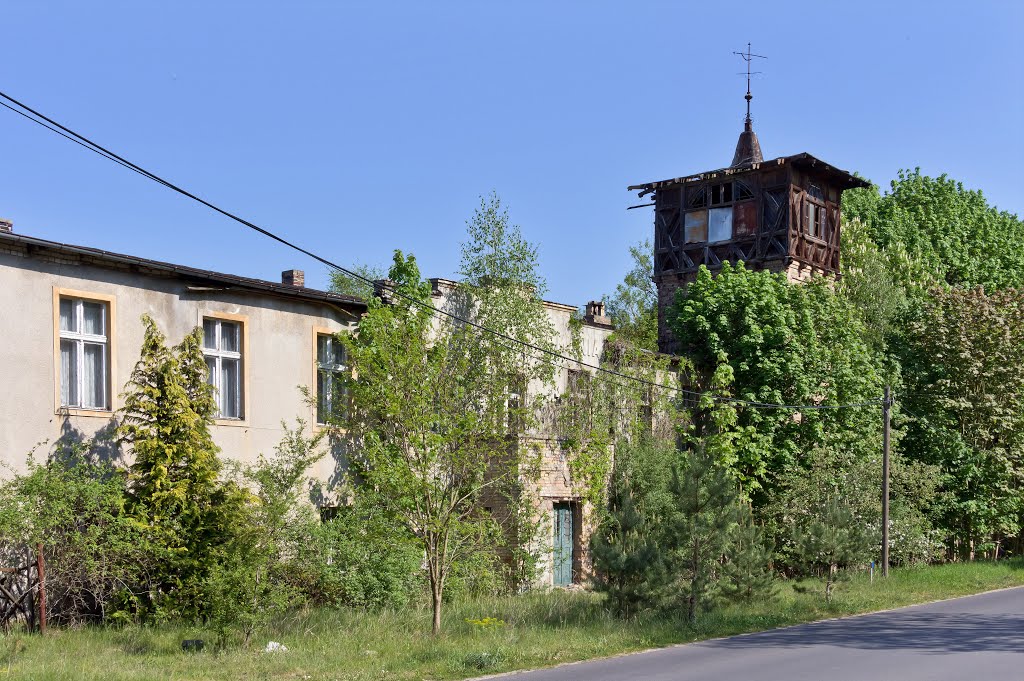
[117,315,242,618]
[665,445,739,622]
[720,506,775,603]
[590,464,663,616]
[793,499,870,603]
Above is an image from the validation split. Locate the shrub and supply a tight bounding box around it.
[0,447,151,626]
[293,502,423,609]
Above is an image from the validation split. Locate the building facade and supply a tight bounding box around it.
[0,223,612,588]
[0,227,365,482]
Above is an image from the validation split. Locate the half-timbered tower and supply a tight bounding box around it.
[629,107,869,353]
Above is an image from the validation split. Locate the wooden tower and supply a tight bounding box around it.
[628,56,869,354]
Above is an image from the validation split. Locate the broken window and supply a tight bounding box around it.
[735,180,754,200]
[710,182,733,206]
[316,333,348,424]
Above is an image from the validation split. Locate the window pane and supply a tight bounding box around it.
[332,370,348,419]
[220,322,239,353]
[203,319,218,350]
[82,302,104,336]
[317,369,328,424]
[205,357,217,389]
[59,299,74,332]
[83,343,105,408]
[60,339,78,406]
[333,342,346,367]
[317,335,331,365]
[221,358,240,418]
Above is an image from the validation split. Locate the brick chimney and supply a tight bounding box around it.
[584,300,612,327]
[281,269,304,287]
[0,218,12,233]
[373,278,397,305]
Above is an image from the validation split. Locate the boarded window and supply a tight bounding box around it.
[708,207,732,242]
[733,201,758,237]
[684,209,708,243]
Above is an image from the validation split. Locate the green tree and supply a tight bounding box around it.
[901,286,1024,559]
[329,262,386,300]
[719,506,775,604]
[0,448,149,625]
[664,445,741,622]
[338,195,556,633]
[590,437,675,616]
[670,263,884,506]
[116,315,243,619]
[843,169,1024,291]
[604,239,659,352]
[793,499,871,603]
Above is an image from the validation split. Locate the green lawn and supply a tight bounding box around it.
[3,560,1022,681]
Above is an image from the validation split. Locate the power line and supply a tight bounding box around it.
[0,89,881,412]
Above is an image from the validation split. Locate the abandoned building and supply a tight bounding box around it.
[0,222,612,588]
[629,85,870,354]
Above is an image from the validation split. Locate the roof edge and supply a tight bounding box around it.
[0,231,367,310]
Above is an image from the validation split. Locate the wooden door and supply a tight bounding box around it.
[553,502,574,586]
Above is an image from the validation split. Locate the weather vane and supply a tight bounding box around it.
[733,42,767,125]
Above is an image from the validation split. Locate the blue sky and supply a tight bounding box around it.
[2,1,1021,307]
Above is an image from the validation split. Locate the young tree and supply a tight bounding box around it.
[665,445,741,622]
[793,500,870,603]
[117,315,243,619]
[604,239,659,352]
[719,506,775,604]
[339,195,557,633]
[590,437,675,616]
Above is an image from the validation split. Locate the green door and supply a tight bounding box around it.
[553,502,574,586]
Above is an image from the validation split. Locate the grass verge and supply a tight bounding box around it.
[2,559,1022,680]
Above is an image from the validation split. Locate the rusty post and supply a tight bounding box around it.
[36,543,46,634]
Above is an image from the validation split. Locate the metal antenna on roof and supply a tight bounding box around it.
[733,42,766,128]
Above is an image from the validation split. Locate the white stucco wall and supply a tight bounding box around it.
[0,246,358,485]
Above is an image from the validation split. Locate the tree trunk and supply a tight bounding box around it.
[431,586,442,635]
[825,565,835,603]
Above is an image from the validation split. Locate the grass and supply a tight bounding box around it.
[3,559,1023,680]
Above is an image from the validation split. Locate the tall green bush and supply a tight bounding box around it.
[117,315,245,620]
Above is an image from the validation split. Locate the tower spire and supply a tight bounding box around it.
[731,43,766,166]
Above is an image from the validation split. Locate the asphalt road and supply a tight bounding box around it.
[492,587,1024,681]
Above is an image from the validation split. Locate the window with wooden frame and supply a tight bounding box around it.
[804,184,827,240]
[57,295,111,411]
[203,317,243,419]
[685,179,756,243]
[316,333,348,425]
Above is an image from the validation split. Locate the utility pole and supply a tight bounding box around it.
[881,386,891,578]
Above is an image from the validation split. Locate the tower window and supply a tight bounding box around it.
[735,180,754,200]
[710,182,733,205]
